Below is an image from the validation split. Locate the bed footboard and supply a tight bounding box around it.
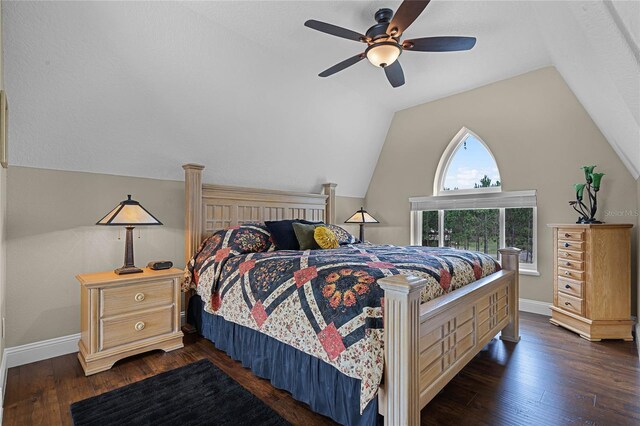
[378,248,521,426]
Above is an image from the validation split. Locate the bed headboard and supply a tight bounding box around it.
[183,163,336,262]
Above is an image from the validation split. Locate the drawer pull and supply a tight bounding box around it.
[564,233,571,238]
[564,301,572,306]
[134,292,145,302]
[564,242,570,248]
[565,271,570,276]
[565,262,571,267]
[135,321,146,331]
[565,284,571,289]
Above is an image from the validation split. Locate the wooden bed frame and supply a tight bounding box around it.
[182,163,521,426]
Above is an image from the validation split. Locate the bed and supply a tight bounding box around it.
[181,164,521,426]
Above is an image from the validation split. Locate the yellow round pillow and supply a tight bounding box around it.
[314,226,339,249]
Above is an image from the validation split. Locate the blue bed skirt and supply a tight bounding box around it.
[188,295,380,426]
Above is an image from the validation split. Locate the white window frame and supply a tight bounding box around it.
[410,127,539,276]
[433,127,501,195]
[410,205,539,276]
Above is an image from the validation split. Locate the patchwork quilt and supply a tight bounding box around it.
[183,225,501,412]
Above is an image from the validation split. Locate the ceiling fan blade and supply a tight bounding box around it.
[319,53,366,77]
[305,20,367,43]
[403,36,477,52]
[384,61,405,88]
[387,0,430,37]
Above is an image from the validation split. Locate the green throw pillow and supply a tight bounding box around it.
[292,222,320,250]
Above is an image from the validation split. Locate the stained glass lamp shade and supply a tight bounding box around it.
[96,195,162,275]
[344,207,379,242]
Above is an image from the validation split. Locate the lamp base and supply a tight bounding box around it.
[114,266,143,275]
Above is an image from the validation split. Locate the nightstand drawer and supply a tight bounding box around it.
[557,292,583,316]
[101,280,174,317]
[558,240,584,252]
[558,278,583,298]
[101,306,174,351]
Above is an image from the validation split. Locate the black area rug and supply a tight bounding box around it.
[70,359,291,426]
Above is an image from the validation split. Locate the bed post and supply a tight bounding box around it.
[498,247,521,342]
[322,183,337,224]
[378,274,428,426]
[182,163,204,329]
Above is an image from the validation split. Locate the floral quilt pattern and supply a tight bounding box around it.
[184,240,500,412]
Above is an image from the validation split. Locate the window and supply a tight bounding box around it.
[435,129,501,195]
[411,128,538,275]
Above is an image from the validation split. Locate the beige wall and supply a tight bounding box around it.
[5,167,361,347]
[364,67,638,306]
[0,167,5,360]
[0,0,6,374]
[6,167,185,347]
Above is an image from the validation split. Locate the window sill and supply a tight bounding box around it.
[519,269,540,277]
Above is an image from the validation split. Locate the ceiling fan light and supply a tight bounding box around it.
[365,42,402,68]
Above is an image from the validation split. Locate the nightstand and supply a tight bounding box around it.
[76,267,184,375]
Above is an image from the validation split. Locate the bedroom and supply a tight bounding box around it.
[0,0,638,425]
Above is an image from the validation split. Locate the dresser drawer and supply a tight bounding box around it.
[557,229,584,241]
[558,259,584,271]
[558,240,584,252]
[557,292,583,316]
[100,306,174,351]
[101,280,174,317]
[557,249,584,261]
[558,278,583,298]
[558,268,584,281]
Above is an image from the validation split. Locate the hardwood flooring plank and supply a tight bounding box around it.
[3,313,639,426]
[50,353,95,426]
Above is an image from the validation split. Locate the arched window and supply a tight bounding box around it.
[410,127,538,275]
[434,128,501,195]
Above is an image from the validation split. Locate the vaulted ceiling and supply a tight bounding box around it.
[4,1,638,197]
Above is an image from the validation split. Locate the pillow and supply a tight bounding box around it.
[225,224,274,254]
[292,222,320,250]
[185,223,273,289]
[325,223,359,245]
[265,219,321,250]
[314,226,339,249]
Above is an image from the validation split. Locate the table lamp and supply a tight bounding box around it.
[344,207,379,242]
[96,195,162,274]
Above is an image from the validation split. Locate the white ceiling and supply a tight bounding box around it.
[3,1,638,197]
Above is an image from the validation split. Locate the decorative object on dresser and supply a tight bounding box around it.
[96,194,163,274]
[147,260,173,270]
[548,224,633,341]
[569,165,605,224]
[344,206,379,242]
[76,267,184,375]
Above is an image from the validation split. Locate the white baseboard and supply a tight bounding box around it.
[519,298,551,316]
[5,333,81,369]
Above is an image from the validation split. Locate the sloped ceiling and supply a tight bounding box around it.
[3,1,638,197]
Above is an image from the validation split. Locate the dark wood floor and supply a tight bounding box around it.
[3,312,639,425]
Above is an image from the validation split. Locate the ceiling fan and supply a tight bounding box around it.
[304,0,476,88]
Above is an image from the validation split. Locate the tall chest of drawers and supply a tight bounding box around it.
[77,268,184,375]
[548,224,633,341]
